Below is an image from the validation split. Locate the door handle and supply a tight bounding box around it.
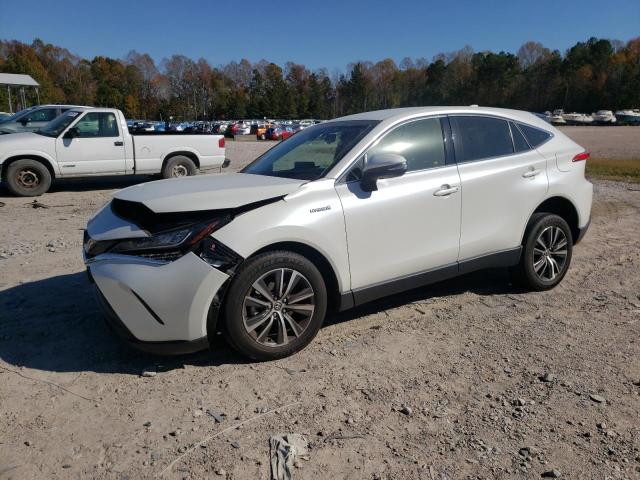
[114,141,124,146]
[433,184,459,197]
[522,168,541,178]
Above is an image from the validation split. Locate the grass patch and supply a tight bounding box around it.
[586,158,640,183]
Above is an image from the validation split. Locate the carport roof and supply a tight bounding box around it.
[0,73,40,87]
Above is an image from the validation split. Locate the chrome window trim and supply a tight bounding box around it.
[448,114,555,165]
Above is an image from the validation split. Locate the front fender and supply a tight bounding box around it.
[212,187,351,293]
[0,150,60,176]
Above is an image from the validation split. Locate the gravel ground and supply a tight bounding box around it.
[0,134,639,479]
[557,126,640,159]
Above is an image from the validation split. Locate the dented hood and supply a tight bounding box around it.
[112,173,306,213]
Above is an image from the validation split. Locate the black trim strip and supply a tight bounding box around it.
[130,289,165,325]
[441,116,456,165]
[349,247,522,307]
[458,247,522,275]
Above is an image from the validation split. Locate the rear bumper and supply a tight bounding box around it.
[87,252,229,354]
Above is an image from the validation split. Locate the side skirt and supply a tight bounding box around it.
[346,247,522,308]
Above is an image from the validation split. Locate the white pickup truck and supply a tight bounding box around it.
[0,107,228,196]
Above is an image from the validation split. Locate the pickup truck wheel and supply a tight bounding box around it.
[512,213,573,291]
[5,159,52,196]
[162,155,196,179]
[222,251,327,360]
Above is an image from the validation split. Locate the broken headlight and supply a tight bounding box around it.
[109,217,231,261]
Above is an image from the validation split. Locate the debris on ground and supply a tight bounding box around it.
[141,366,157,378]
[30,200,49,209]
[206,410,226,423]
[269,434,309,480]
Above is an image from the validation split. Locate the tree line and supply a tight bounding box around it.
[0,37,638,121]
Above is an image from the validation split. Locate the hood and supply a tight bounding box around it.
[0,131,52,150]
[112,173,306,213]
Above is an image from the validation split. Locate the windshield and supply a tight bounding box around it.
[242,120,377,180]
[36,110,82,137]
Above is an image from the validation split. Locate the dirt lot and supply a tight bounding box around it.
[1,132,639,480]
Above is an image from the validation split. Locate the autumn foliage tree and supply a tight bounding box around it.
[0,37,638,120]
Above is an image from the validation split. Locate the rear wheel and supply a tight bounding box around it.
[512,213,573,291]
[222,251,327,360]
[5,159,52,196]
[161,155,196,179]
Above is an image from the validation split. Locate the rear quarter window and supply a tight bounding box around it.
[451,116,514,162]
[517,123,553,148]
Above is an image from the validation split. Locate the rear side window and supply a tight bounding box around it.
[451,116,514,162]
[510,122,530,153]
[517,123,552,148]
[367,117,446,172]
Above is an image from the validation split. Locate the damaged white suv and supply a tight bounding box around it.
[84,107,592,360]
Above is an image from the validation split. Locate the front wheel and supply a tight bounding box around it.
[5,159,52,196]
[222,251,327,360]
[161,155,196,179]
[512,213,573,291]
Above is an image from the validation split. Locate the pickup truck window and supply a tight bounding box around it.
[75,112,119,138]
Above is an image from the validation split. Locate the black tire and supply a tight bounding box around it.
[5,159,52,197]
[161,155,196,179]
[222,251,327,360]
[512,213,573,291]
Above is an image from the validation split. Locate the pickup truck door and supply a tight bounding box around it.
[56,111,126,176]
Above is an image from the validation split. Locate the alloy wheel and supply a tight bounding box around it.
[533,226,568,281]
[242,268,315,347]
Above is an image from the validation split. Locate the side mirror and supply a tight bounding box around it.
[19,118,29,126]
[360,153,407,192]
[64,127,79,139]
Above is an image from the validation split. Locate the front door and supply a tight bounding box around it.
[56,111,126,175]
[335,117,461,293]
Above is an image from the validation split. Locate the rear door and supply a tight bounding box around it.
[451,115,549,261]
[56,111,126,175]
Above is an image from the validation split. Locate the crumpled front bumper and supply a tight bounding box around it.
[87,252,229,354]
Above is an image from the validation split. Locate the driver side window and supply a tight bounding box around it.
[346,117,446,181]
[74,112,119,138]
[25,108,57,123]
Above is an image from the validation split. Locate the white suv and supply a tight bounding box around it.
[84,107,592,360]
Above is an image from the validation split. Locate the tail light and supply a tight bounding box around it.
[218,137,225,148]
[572,151,590,162]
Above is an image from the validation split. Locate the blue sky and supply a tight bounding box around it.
[1,0,638,71]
